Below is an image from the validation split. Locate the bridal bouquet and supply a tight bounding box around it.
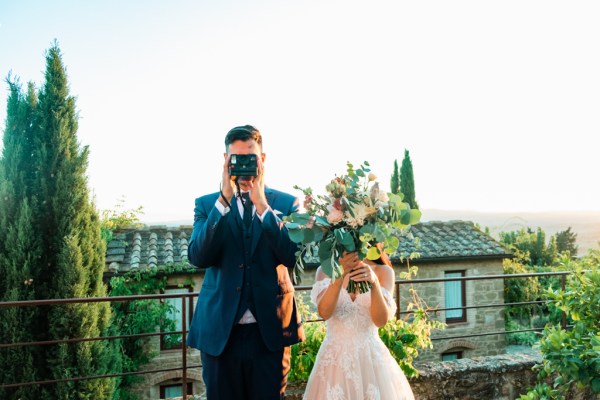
[285,161,421,293]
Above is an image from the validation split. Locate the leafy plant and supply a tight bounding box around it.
[381,262,446,377]
[100,197,144,243]
[518,268,600,399]
[289,294,326,382]
[505,319,539,346]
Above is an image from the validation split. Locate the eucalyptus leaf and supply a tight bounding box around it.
[385,236,400,254]
[366,246,381,260]
[314,215,329,226]
[318,240,333,261]
[320,253,334,278]
[288,213,313,225]
[400,209,411,225]
[312,227,325,242]
[288,228,305,243]
[334,228,355,251]
[302,228,315,244]
[409,209,422,225]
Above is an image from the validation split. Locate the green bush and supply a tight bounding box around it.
[506,319,539,346]
[519,268,600,399]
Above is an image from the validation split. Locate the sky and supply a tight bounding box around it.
[1,0,599,223]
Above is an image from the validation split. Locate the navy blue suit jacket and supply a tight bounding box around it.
[186,187,305,356]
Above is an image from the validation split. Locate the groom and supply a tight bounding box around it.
[186,125,305,400]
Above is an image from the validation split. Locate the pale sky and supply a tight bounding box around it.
[1,1,599,223]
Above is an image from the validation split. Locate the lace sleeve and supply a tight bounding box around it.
[310,278,331,307]
[381,287,397,319]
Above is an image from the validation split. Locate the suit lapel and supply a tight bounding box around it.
[250,188,275,256]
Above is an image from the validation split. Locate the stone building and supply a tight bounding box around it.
[105,226,202,399]
[104,220,511,398]
[296,220,513,363]
[393,220,513,363]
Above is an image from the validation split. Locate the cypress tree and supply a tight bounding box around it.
[0,43,117,399]
[555,227,578,257]
[400,149,419,209]
[0,78,40,399]
[545,235,558,266]
[390,159,400,195]
[533,228,546,266]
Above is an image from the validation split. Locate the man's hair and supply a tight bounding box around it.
[225,125,262,152]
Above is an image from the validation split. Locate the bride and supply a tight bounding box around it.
[303,249,415,400]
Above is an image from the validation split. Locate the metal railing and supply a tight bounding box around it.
[0,270,574,397]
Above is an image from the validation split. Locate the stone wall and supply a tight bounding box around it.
[129,273,205,400]
[130,349,202,399]
[405,259,506,363]
[284,352,599,400]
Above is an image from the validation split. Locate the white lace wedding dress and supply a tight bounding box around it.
[303,278,415,400]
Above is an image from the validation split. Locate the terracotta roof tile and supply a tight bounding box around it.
[103,221,511,273]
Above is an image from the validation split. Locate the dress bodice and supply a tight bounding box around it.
[310,278,397,342]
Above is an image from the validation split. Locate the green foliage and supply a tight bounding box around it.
[108,264,196,399]
[390,159,400,195]
[100,197,144,243]
[519,268,600,399]
[499,226,580,268]
[505,319,539,346]
[0,42,117,399]
[379,307,446,378]
[400,149,419,210]
[555,227,578,257]
[0,77,40,398]
[503,253,541,322]
[289,295,326,382]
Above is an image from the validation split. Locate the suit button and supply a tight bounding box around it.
[236,287,241,292]
[239,263,244,269]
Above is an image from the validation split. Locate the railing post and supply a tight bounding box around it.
[395,281,400,319]
[560,274,567,330]
[182,295,188,399]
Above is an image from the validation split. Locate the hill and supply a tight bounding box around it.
[422,209,600,256]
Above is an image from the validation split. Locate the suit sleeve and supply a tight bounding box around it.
[260,196,300,269]
[187,196,229,269]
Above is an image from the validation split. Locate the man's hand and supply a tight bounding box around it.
[248,156,269,214]
[219,153,234,207]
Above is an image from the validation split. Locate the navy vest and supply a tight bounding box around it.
[234,194,256,322]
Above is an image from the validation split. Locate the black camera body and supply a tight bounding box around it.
[229,154,258,177]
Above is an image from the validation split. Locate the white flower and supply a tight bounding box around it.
[345,203,376,227]
[326,206,344,225]
[344,213,362,228]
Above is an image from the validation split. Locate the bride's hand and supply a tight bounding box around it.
[349,262,377,284]
[338,251,360,277]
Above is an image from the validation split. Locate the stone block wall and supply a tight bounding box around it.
[404,259,506,362]
[284,352,598,400]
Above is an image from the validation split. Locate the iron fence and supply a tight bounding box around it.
[0,270,574,397]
